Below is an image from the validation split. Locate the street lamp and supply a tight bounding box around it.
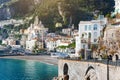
[107,55,111,80]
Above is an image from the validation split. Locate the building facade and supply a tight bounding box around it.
[103,25,120,59]
[25,16,48,51]
[114,0,120,14]
[45,38,59,51]
[75,16,107,57]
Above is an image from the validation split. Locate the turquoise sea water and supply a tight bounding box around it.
[0,58,58,80]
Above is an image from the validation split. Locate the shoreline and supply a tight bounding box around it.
[0,55,58,65]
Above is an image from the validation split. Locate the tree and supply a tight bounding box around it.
[57,46,67,49]
[9,0,35,18]
[8,0,115,31]
[68,42,75,48]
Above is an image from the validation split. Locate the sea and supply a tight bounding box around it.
[0,58,58,80]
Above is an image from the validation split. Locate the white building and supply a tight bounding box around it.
[62,28,72,36]
[114,0,120,14]
[45,35,73,52]
[2,33,20,46]
[25,16,48,51]
[59,36,73,46]
[45,38,59,51]
[75,17,107,56]
[71,30,78,39]
[26,40,36,50]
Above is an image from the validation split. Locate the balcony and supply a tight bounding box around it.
[81,38,91,43]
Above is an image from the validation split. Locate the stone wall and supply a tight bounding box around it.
[58,59,120,80]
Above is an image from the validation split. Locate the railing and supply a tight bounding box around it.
[58,57,120,66]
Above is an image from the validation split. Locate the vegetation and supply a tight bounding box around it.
[5,0,114,32]
[91,44,98,52]
[57,45,68,49]
[109,50,117,56]
[67,42,75,48]
[78,49,85,58]
[57,42,75,49]
[14,34,22,40]
[34,0,114,28]
[32,44,41,54]
[102,54,108,59]
[9,0,35,19]
[4,24,14,30]
[0,40,2,45]
[0,28,8,39]
[80,55,83,59]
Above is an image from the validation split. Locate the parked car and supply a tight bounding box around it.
[51,52,70,58]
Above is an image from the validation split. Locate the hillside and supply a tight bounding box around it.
[34,0,115,29]
[0,0,115,32]
[9,0,35,18]
[0,0,10,5]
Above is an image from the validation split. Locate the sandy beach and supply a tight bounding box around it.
[0,55,58,65]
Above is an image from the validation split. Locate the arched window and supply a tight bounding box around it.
[82,34,84,38]
[88,32,91,38]
[86,77,90,80]
[85,66,98,80]
[63,63,69,80]
[94,39,97,42]
[108,55,112,60]
[63,63,68,75]
[115,55,119,60]
[93,24,97,30]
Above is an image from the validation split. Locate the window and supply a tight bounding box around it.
[93,24,97,30]
[83,45,85,49]
[112,33,114,37]
[88,32,91,38]
[94,32,97,37]
[82,34,84,38]
[94,39,97,42]
[88,44,91,49]
[89,25,91,30]
[85,25,87,31]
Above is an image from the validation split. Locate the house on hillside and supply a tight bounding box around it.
[25,16,48,51]
[103,23,120,59]
[75,16,107,59]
